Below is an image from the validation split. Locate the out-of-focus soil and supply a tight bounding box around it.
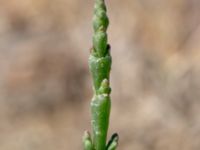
[0,0,200,149]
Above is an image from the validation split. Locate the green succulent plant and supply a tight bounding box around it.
[83,0,118,150]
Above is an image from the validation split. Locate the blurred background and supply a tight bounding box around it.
[0,0,200,149]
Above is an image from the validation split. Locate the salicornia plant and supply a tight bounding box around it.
[83,0,119,150]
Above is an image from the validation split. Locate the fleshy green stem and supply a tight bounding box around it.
[83,0,118,150]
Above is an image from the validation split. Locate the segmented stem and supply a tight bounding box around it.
[83,0,118,150]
